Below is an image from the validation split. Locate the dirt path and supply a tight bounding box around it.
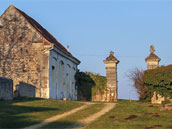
[72,103,116,129]
[23,102,94,129]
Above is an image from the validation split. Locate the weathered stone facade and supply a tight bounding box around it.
[0,5,44,97]
[0,5,80,100]
[145,45,164,104]
[0,77,13,100]
[104,51,119,102]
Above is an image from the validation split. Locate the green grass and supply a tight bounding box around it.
[86,100,172,129]
[2,98,172,129]
[0,97,83,128]
[41,103,105,129]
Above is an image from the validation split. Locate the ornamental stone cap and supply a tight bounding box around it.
[104,51,119,64]
[145,45,161,62]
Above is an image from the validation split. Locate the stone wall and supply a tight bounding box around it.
[92,90,107,102]
[0,6,44,97]
[0,77,13,100]
[15,82,36,97]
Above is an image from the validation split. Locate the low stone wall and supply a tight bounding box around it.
[16,82,36,97]
[92,90,107,102]
[0,77,13,100]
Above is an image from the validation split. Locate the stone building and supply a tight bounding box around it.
[145,45,164,104]
[0,5,80,100]
[104,51,119,101]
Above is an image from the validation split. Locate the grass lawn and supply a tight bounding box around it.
[86,100,172,129]
[0,97,83,128]
[41,103,105,129]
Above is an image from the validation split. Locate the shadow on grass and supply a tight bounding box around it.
[0,97,57,128]
[41,121,85,129]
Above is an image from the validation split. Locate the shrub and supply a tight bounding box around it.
[88,72,107,96]
[75,70,95,101]
[143,65,172,99]
[75,71,107,101]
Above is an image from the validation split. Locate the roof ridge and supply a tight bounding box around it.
[0,5,80,63]
[14,7,62,46]
[6,5,79,62]
[0,4,15,18]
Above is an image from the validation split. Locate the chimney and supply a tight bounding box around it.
[67,45,69,52]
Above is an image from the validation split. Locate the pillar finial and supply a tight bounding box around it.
[110,51,114,56]
[150,45,155,54]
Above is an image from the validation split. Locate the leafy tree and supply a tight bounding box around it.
[143,65,172,98]
[75,70,95,101]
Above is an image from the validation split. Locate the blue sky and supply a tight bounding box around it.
[1,0,172,100]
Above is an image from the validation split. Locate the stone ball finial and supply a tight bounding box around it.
[110,51,114,56]
[150,45,155,54]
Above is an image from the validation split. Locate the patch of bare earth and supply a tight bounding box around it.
[144,126,154,129]
[153,125,162,127]
[125,115,138,120]
[108,115,115,118]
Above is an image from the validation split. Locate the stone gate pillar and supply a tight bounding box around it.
[104,51,119,102]
[145,45,160,70]
[145,45,163,104]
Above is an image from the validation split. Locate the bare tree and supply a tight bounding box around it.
[127,68,148,100]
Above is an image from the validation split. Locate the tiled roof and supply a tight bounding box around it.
[10,5,80,63]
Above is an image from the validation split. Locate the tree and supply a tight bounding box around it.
[128,68,149,100]
[75,70,95,101]
[143,65,172,98]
